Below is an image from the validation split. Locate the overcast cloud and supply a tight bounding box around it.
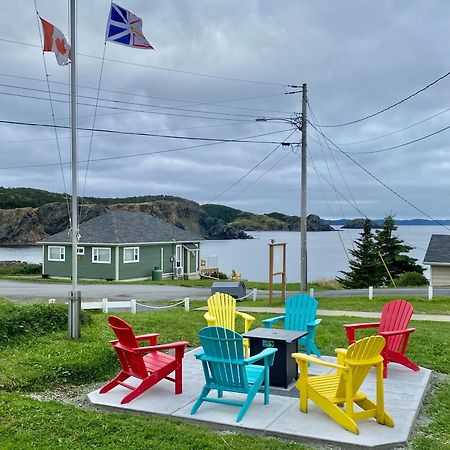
[1,1,450,220]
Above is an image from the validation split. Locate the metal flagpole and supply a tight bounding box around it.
[69,0,81,339]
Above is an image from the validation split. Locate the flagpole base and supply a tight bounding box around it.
[68,290,81,339]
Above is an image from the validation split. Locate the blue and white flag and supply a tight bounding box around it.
[106,2,154,49]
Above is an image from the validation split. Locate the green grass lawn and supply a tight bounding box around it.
[0,302,448,449]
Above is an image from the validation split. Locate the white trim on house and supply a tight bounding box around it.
[77,247,85,255]
[48,246,65,262]
[160,247,164,271]
[92,247,111,264]
[115,246,120,281]
[423,261,450,266]
[123,247,139,263]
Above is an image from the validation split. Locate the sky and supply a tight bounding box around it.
[1,1,450,221]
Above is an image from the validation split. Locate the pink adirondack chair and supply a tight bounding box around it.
[343,299,419,378]
[99,316,189,404]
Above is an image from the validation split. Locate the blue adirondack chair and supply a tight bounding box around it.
[191,326,277,422]
[262,294,321,357]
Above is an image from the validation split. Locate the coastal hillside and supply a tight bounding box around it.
[0,187,333,245]
[0,199,249,245]
[202,204,334,231]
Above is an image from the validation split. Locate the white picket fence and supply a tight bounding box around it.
[48,297,191,313]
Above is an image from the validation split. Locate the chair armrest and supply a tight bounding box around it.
[262,316,285,328]
[135,341,189,353]
[135,333,159,345]
[343,322,381,330]
[235,311,255,332]
[292,352,347,371]
[204,312,217,326]
[379,328,415,337]
[245,347,277,365]
[344,322,380,344]
[307,318,321,328]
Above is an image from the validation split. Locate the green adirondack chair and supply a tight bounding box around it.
[191,326,277,422]
[262,293,322,357]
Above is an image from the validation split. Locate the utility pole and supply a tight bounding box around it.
[300,83,307,292]
[69,0,81,339]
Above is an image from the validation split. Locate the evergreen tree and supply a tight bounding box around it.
[336,218,383,288]
[374,215,424,283]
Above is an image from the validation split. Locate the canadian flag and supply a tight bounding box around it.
[40,17,71,66]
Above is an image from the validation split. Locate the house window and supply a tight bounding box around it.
[48,246,65,261]
[124,247,139,263]
[92,247,111,264]
[77,247,85,255]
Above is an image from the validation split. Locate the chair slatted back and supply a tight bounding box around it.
[108,316,147,379]
[379,299,414,352]
[336,335,385,397]
[207,293,237,330]
[284,294,318,331]
[199,327,247,390]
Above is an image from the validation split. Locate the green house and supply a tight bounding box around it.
[39,211,202,281]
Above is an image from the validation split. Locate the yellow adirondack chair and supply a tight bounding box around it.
[292,335,394,434]
[204,293,255,357]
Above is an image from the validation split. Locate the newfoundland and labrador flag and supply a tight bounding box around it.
[106,2,154,49]
[40,18,71,66]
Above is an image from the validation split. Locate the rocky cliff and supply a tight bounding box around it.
[0,199,250,245]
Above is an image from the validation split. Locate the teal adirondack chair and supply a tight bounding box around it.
[191,326,277,422]
[262,294,321,357]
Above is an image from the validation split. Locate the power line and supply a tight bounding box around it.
[0,82,268,120]
[308,120,450,231]
[337,106,450,146]
[0,89,257,123]
[208,130,297,203]
[0,71,296,115]
[0,36,295,87]
[0,118,297,145]
[0,129,295,171]
[311,69,450,128]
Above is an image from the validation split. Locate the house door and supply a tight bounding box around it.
[174,244,184,278]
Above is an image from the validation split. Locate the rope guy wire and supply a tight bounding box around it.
[33,0,71,221]
[79,41,107,223]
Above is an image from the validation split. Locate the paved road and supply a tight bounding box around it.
[1,280,449,303]
[0,280,210,302]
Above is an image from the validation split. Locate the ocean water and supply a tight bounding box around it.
[0,226,445,282]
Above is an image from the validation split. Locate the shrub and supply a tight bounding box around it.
[0,261,42,276]
[395,271,429,287]
[218,271,228,279]
[0,300,90,343]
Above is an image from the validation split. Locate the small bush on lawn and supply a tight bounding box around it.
[0,299,89,343]
[0,261,42,275]
[395,272,429,287]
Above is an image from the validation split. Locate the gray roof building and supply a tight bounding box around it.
[42,210,202,244]
[423,234,450,287]
[423,234,450,265]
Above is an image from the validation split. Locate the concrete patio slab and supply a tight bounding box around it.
[88,348,431,449]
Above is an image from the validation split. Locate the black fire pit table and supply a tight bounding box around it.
[242,327,308,388]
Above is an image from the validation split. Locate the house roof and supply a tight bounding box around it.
[423,234,450,264]
[41,211,202,244]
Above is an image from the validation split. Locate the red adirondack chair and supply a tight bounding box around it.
[99,316,189,404]
[343,299,419,378]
